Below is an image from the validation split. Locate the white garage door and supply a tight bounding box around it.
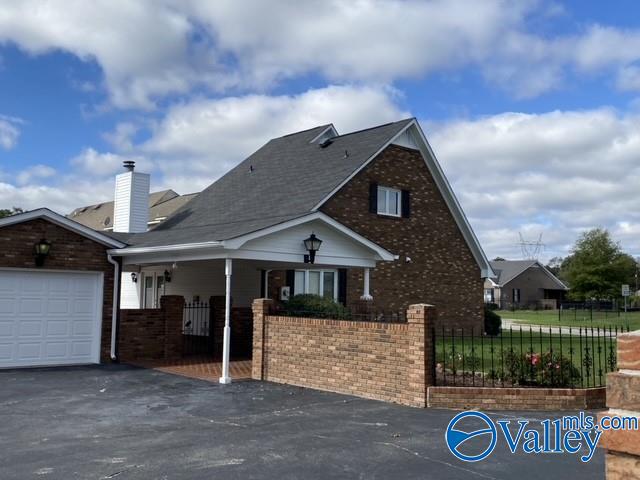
[0,269,103,368]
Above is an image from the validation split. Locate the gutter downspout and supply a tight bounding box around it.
[107,254,121,361]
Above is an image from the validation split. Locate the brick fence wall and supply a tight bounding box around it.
[600,331,640,479]
[119,295,184,361]
[252,299,435,407]
[428,386,606,410]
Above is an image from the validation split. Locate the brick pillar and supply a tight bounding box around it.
[209,296,226,357]
[406,303,437,407]
[161,295,185,359]
[600,331,640,479]
[252,298,273,380]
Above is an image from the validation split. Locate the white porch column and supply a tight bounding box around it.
[360,267,373,301]
[219,258,233,384]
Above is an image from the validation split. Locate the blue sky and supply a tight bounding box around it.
[1,0,639,261]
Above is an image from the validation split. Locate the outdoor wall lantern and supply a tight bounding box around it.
[131,272,138,283]
[34,238,51,267]
[164,269,172,283]
[303,233,322,264]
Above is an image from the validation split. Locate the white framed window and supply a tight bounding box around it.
[377,186,401,217]
[293,269,338,300]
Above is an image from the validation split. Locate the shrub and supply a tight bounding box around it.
[283,294,351,319]
[484,307,502,336]
[486,302,499,311]
[490,349,581,387]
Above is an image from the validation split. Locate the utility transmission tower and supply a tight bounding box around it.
[518,232,545,259]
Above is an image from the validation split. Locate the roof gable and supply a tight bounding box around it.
[0,208,126,248]
[490,260,568,290]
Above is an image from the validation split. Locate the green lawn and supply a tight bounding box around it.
[497,309,640,331]
[435,329,617,388]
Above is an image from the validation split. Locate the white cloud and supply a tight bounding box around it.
[16,164,56,185]
[10,1,640,105]
[3,84,407,212]
[0,115,22,150]
[142,84,409,189]
[428,108,640,260]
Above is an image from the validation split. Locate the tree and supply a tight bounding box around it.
[545,256,564,276]
[562,228,637,300]
[0,207,23,219]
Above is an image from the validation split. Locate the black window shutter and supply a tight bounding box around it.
[401,190,411,218]
[338,269,347,305]
[260,269,266,298]
[286,270,295,295]
[369,182,378,213]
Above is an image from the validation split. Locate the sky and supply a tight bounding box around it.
[0,0,639,262]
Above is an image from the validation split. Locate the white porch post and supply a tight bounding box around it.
[219,258,233,384]
[360,267,373,301]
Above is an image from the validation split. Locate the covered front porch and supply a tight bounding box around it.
[109,212,395,384]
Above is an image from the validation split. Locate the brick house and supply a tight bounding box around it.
[1,118,492,380]
[484,259,568,309]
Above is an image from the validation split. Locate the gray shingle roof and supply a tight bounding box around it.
[68,189,198,231]
[117,118,414,247]
[489,260,537,285]
[489,260,567,289]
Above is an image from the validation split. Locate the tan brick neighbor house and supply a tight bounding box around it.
[0,118,492,383]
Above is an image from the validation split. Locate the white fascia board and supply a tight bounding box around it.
[311,119,494,279]
[224,211,396,261]
[0,208,126,248]
[536,261,570,290]
[309,124,338,143]
[108,240,223,256]
[121,247,377,268]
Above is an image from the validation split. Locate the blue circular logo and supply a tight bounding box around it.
[445,411,497,462]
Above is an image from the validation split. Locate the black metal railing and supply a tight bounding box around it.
[182,301,213,355]
[434,324,630,388]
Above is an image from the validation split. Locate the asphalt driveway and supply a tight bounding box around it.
[0,365,604,479]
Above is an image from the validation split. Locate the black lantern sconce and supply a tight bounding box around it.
[131,272,138,283]
[303,233,323,264]
[34,238,51,267]
[163,269,172,283]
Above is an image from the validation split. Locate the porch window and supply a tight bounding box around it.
[377,186,401,217]
[293,269,338,300]
[142,273,166,308]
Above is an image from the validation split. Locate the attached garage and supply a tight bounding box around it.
[0,270,104,367]
[0,209,124,368]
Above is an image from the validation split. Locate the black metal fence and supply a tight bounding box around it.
[434,325,630,388]
[182,301,213,355]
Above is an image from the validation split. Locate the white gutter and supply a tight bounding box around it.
[107,254,120,361]
[107,240,223,256]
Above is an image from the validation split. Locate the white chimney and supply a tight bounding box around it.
[113,161,150,233]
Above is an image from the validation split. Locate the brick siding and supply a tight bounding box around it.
[0,218,115,362]
[600,331,640,479]
[118,295,184,361]
[320,144,483,329]
[427,386,605,410]
[252,299,435,407]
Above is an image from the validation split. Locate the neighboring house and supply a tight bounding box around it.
[0,118,492,376]
[68,189,198,231]
[484,259,568,310]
